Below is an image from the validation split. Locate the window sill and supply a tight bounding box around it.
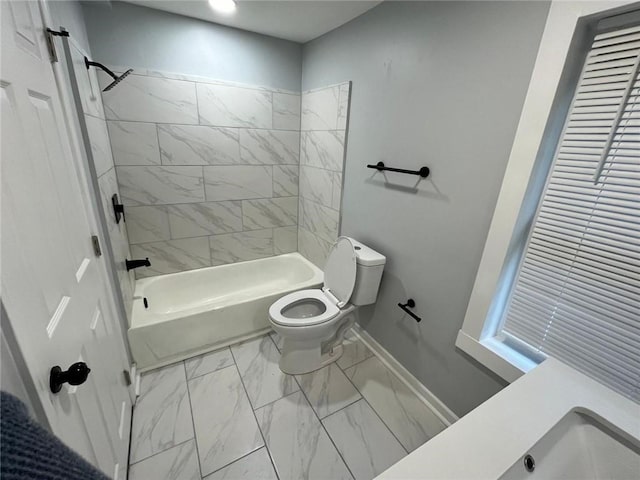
[455,331,538,384]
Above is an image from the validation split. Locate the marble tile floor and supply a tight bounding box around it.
[128,331,447,480]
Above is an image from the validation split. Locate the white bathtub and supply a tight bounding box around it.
[128,253,323,370]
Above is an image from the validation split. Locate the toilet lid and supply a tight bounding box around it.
[324,237,357,306]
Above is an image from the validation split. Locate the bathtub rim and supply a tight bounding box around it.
[131,252,324,328]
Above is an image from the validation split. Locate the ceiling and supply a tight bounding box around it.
[121,0,382,43]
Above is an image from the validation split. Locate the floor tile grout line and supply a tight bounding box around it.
[127,436,195,468]
[343,376,409,455]
[201,446,269,479]
[186,362,236,381]
[232,335,300,411]
[292,374,357,480]
[229,343,282,480]
[125,403,135,476]
[184,349,235,381]
[341,357,411,455]
[131,333,413,478]
[314,394,362,422]
[336,348,375,374]
[183,361,206,479]
[293,354,363,421]
[266,331,281,353]
[347,331,446,441]
[268,332,282,353]
[335,332,375,373]
[251,388,301,413]
[294,357,411,471]
[128,366,195,466]
[188,350,271,478]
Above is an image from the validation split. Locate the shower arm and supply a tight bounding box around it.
[84,57,119,82]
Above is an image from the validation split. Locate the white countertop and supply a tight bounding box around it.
[377,358,640,479]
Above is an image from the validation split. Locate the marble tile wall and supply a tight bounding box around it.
[69,41,135,324]
[298,83,351,268]
[100,69,302,277]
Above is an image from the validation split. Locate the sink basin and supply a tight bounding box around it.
[500,410,640,479]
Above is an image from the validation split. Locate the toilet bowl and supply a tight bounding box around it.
[269,237,385,374]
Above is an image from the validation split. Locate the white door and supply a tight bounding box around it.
[1,1,132,478]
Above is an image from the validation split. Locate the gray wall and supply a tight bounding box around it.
[49,0,92,53]
[302,1,550,416]
[81,1,302,91]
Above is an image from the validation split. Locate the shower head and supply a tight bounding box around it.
[84,56,133,92]
[103,69,133,92]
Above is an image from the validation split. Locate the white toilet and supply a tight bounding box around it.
[269,236,386,374]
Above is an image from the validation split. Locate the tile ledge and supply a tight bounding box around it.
[104,63,301,95]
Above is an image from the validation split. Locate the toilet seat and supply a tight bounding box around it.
[269,238,357,328]
[269,289,340,327]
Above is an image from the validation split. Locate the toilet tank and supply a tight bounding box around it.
[347,238,386,306]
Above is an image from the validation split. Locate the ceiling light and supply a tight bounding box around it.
[208,0,236,14]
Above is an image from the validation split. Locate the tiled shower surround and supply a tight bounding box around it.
[298,83,351,267]
[101,70,301,278]
[99,68,350,277]
[68,41,135,322]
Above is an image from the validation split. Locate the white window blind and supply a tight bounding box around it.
[500,24,640,402]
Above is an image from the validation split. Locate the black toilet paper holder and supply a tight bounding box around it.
[398,299,421,322]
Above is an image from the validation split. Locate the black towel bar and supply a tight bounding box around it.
[398,299,421,322]
[367,161,430,178]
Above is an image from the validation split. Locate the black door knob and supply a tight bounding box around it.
[49,362,91,394]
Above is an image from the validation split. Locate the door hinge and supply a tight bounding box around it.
[45,28,69,63]
[123,370,132,386]
[91,235,102,257]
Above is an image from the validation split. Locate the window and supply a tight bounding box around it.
[497,24,640,402]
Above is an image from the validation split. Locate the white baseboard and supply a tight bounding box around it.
[135,374,141,398]
[132,363,141,398]
[128,363,141,401]
[351,324,459,426]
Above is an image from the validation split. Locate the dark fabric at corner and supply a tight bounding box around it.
[1,391,108,480]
